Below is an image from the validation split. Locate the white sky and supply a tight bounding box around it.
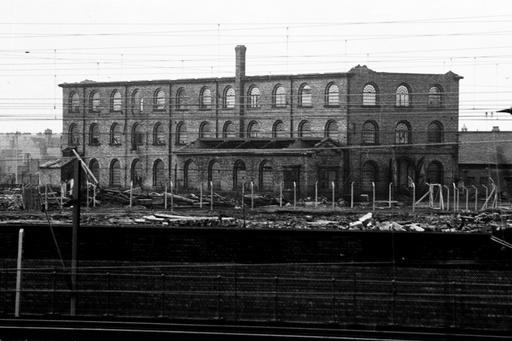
[0,0,511,133]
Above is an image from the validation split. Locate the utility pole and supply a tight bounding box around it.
[70,157,81,315]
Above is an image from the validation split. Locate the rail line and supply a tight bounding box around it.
[0,318,510,340]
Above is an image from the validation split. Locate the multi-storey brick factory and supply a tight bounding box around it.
[59,45,462,199]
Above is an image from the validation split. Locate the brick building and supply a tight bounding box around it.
[59,45,461,199]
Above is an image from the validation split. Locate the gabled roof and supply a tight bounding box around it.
[459,131,512,165]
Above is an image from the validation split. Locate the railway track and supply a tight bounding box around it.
[0,318,510,340]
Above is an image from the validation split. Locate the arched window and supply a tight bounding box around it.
[110,122,122,145]
[426,161,443,184]
[361,161,378,192]
[199,87,212,109]
[273,85,286,108]
[184,160,199,189]
[153,159,165,189]
[208,160,222,190]
[131,123,144,149]
[89,159,100,182]
[395,121,411,144]
[131,159,143,186]
[109,159,121,187]
[248,86,260,108]
[111,90,122,112]
[223,121,236,138]
[362,121,378,145]
[427,121,443,144]
[362,84,377,106]
[68,123,80,146]
[154,89,165,110]
[131,89,143,114]
[233,160,247,190]
[69,92,80,113]
[176,88,186,110]
[90,91,100,112]
[223,86,235,109]
[176,121,186,145]
[272,120,286,138]
[199,121,213,138]
[153,122,165,145]
[325,83,339,106]
[428,85,442,107]
[89,123,100,145]
[396,84,410,107]
[259,160,274,192]
[299,84,312,107]
[247,120,260,138]
[298,120,312,137]
[325,120,339,139]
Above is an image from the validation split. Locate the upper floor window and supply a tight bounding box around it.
[199,121,213,139]
[396,85,410,107]
[110,122,122,145]
[176,88,186,110]
[132,123,144,149]
[223,121,236,138]
[248,86,260,108]
[69,92,80,113]
[428,85,442,107]
[90,91,100,112]
[153,122,165,145]
[427,121,443,143]
[395,121,411,144]
[272,120,286,138]
[299,84,312,107]
[247,120,261,138]
[68,123,80,146]
[273,85,286,108]
[362,121,378,145]
[223,86,235,109]
[154,89,165,110]
[89,123,100,145]
[325,120,339,139]
[131,89,144,113]
[325,83,339,106]
[362,84,377,106]
[175,121,187,145]
[111,90,122,112]
[200,87,212,110]
[298,120,312,137]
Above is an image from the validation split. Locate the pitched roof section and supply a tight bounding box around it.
[459,131,512,165]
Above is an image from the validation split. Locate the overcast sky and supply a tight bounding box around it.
[0,0,511,133]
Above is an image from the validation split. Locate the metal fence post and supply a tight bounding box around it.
[350,182,354,208]
[314,181,318,208]
[250,182,254,209]
[331,181,335,210]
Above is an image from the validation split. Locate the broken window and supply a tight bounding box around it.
[395,121,411,144]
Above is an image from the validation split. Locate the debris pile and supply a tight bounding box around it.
[0,188,23,210]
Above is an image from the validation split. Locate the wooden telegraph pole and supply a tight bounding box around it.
[70,157,81,315]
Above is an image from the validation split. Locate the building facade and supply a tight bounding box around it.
[60,45,461,199]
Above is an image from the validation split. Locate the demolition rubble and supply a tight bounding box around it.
[0,185,510,233]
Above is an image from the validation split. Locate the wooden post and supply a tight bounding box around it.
[388,183,392,208]
[210,181,213,211]
[314,181,318,208]
[279,183,283,207]
[199,183,203,209]
[164,182,168,209]
[250,181,254,209]
[331,181,335,210]
[443,185,450,211]
[92,184,96,208]
[371,182,375,212]
[293,181,297,209]
[45,184,49,212]
[70,157,81,316]
[170,181,174,211]
[14,228,24,317]
[350,182,354,209]
[464,187,469,211]
[452,183,457,212]
[86,182,89,209]
[129,180,133,208]
[411,181,416,212]
[241,182,245,209]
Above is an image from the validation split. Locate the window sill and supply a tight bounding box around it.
[153,108,166,112]
[109,143,122,146]
[198,108,212,111]
[394,105,412,109]
[272,105,288,109]
[88,143,101,147]
[110,110,123,114]
[153,143,166,146]
[324,104,340,108]
[298,105,313,109]
[361,105,380,108]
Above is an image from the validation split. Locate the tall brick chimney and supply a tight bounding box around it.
[235,45,246,137]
